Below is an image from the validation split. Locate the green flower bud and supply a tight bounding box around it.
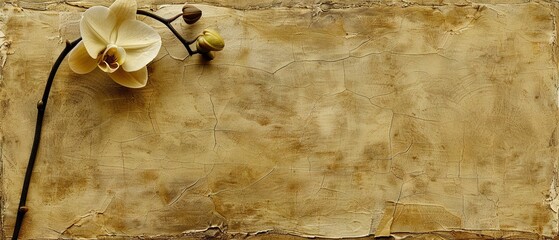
[196,29,225,52]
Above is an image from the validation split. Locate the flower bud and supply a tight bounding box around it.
[196,29,225,52]
[182,4,202,24]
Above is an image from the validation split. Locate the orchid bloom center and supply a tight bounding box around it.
[97,44,126,73]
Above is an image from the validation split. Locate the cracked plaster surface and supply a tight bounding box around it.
[0,0,559,239]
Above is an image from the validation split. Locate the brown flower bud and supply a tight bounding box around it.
[182,4,202,25]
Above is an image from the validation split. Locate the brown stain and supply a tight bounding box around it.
[442,182,459,195]
[242,205,259,216]
[243,10,302,43]
[529,203,552,233]
[287,180,302,193]
[344,7,398,37]
[211,165,260,191]
[391,115,436,157]
[443,7,481,30]
[6,15,33,44]
[229,220,242,231]
[211,196,233,218]
[465,198,479,216]
[362,143,390,161]
[308,12,346,35]
[344,54,401,107]
[398,5,487,52]
[229,79,297,130]
[256,115,271,126]
[354,143,392,175]
[39,155,93,203]
[476,157,489,169]
[104,199,129,232]
[41,173,89,202]
[426,161,444,182]
[352,171,364,187]
[288,140,307,153]
[182,118,207,129]
[156,182,172,204]
[526,159,545,185]
[403,6,445,27]
[139,170,159,184]
[525,2,553,30]
[232,109,318,165]
[478,181,494,196]
[411,178,427,195]
[313,151,344,173]
[0,99,9,116]
[237,46,250,60]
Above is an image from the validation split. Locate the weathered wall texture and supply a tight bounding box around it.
[1,0,558,239]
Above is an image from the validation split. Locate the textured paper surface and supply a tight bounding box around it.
[1,1,558,239]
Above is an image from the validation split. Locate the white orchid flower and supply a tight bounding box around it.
[68,0,161,88]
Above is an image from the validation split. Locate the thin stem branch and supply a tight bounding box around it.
[137,10,197,55]
[167,13,184,23]
[12,9,201,240]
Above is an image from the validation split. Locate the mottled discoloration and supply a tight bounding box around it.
[1,1,558,239]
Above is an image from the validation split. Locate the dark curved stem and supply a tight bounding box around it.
[12,9,201,239]
[12,38,82,240]
[167,13,184,23]
[137,10,197,55]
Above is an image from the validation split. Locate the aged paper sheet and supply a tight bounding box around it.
[1,0,558,239]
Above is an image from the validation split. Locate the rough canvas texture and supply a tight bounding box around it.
[0,0,558,239]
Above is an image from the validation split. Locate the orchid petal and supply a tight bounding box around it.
[80,6,117,58]
[116,20,161,72]
[97,44,127,73]
[98,61,119,73]
[68,41,98,74]
[109,0,137,24]
[108,66,148,88]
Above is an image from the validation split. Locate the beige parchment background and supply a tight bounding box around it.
[1,0,558,239]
